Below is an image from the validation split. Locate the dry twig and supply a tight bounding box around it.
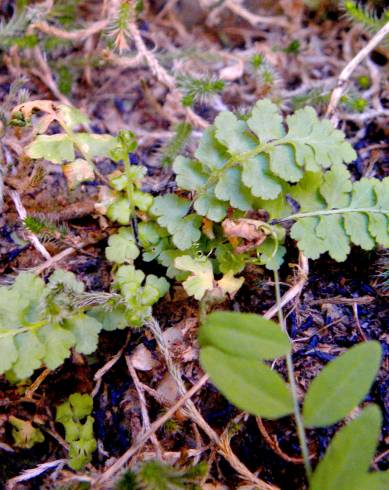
[10,190,51,261]
[326,20,389,124]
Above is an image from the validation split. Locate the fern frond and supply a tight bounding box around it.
[287,169,389,261]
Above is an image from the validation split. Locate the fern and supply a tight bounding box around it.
[149,99,388,284]
[285,168,389,261]
[162,99,356,224]
[0,260,169,380]
[56,393,96,470]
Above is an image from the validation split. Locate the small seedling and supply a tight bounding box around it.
[56,393,96,470]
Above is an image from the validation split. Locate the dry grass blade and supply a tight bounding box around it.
[326,20,389,124]
[96,374,209,486]
[6,459,66,489]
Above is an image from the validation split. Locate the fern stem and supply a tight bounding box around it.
[273,207,387,223]
[273,270,312,480]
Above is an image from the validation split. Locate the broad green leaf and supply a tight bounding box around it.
[215,167,253,211]
[58,105,89,128]
[105,228,139,263]
[199,311,291,360]
[254,193,292,219]
[310,404,382,490]
[283,107,356,171]
[269,144,303,183]
[215,243,246,274]
[247,99,285,143]
[356,472,389,490]
[133,191,153,211]
[194,128,228,170]
[288,172,325,212]
[369,178,389,247]
[13,332,46,379]
[291,218,327,260]
[115,265,145,296]
[215,112,255,154]
[174,255,214,300]
[151,194,191,234]
[38,324,75,370]
[172,214,202,250]
[320,165,352,208]
[316,215,350,262]
[13,273,46,302]
[173,156,208,191]
[194,189,228,222]
[0,336,18,373]
[145,275,170,298]
[88,306,128,331]
[200,346,294,418]
[242,154,282,199]
[344,179,376,250]
[73,133,117,159]
[26,134,75,164]
[138,222,165,246]
[69,393,94,419]
[257,238,286,270]
[107,197,131,225]
[303,341,382,427]
[48,270,85,294]
[65,314,102,355]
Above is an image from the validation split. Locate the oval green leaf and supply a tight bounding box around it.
[303,341,382,427]
[356,472,389,490]
[199,311,291,361]
[310,404,382,490]
[200,346,293,419]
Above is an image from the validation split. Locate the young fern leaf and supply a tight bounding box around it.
[171,99,356,222]
[288,169,389,261]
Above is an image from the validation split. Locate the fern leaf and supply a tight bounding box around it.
[290,172,389,261]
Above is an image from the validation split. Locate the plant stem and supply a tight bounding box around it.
[272,207,387,224]
[273,270,312,480]
[123,154,139,244]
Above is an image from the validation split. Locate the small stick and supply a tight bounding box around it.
[6,460,66,489]
[126,355,162,458]
[326,21,389,124]
[10,191,52,261]
[96,374,209,485]
[224,0,288,28]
